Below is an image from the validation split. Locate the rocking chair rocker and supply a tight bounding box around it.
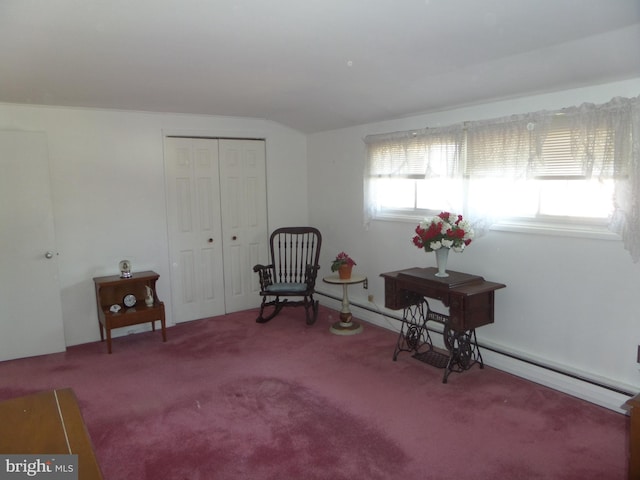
[253,227,322,325]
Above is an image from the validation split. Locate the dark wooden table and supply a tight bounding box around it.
[381,267,505,382]
[0,388,103,479]
[93,270,166,353]
[624,393,640,479]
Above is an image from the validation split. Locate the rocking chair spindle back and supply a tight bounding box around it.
[253,227,322,325]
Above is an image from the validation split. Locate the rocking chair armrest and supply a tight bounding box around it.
[253,264,274,290]
[304,264,321,289]
[253,263,273,273]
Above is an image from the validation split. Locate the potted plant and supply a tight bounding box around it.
[331,252,356,279]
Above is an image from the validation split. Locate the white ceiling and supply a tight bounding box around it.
[1,0,639,134]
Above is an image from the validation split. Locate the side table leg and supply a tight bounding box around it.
[330,284,363,336]
[160,307,167,342]
[106,327,113,354]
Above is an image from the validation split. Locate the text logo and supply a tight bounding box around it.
[0,455,77,480]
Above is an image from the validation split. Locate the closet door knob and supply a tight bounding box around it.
[208,238,213,243]
[232,236,237,240]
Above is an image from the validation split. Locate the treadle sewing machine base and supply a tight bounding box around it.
[392,298,485,383]
[413,350,450,369]
[381,267,505,384]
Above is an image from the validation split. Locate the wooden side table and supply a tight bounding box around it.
[93,270,166,353]
[323,274,368,335]
[624,393,640,479]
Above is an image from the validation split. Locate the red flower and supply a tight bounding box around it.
[411,211,474,252]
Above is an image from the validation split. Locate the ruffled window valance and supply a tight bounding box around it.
[364,95,640,261]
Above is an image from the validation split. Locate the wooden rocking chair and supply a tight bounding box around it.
[253,227,322,325]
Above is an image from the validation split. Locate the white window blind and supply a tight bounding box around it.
[536,115,626,179]
[366,126,465,178]
[464,116,546,178]
[368,134,427,178]
[536,117,585,178]
[364,95,640,261]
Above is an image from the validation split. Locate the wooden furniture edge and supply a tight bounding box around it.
[0,388,104,479]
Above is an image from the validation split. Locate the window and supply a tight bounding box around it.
[365,126,465,219]
[365,96,638,255]
[464,114,624,223]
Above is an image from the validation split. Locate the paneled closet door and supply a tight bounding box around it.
[219,139,268,313]
[164,137,226,322]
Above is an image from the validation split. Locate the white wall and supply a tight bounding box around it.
[308,78,640,410]
[2,79,639,411]
[0,104,308,346]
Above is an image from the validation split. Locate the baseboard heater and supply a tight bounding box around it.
[316,290,633,398]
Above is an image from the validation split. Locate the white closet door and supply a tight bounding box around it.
[164,137,225,322]
[0,131,66,361]
[219,139,268,313]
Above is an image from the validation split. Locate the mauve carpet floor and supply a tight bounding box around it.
[0,306,629,479]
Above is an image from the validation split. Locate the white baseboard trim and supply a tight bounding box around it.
[318,293,632,414]
[479,349,630,414]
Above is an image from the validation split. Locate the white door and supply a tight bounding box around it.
[219,139,268,313]
[0,131,66,361]
[164,137,226,323]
